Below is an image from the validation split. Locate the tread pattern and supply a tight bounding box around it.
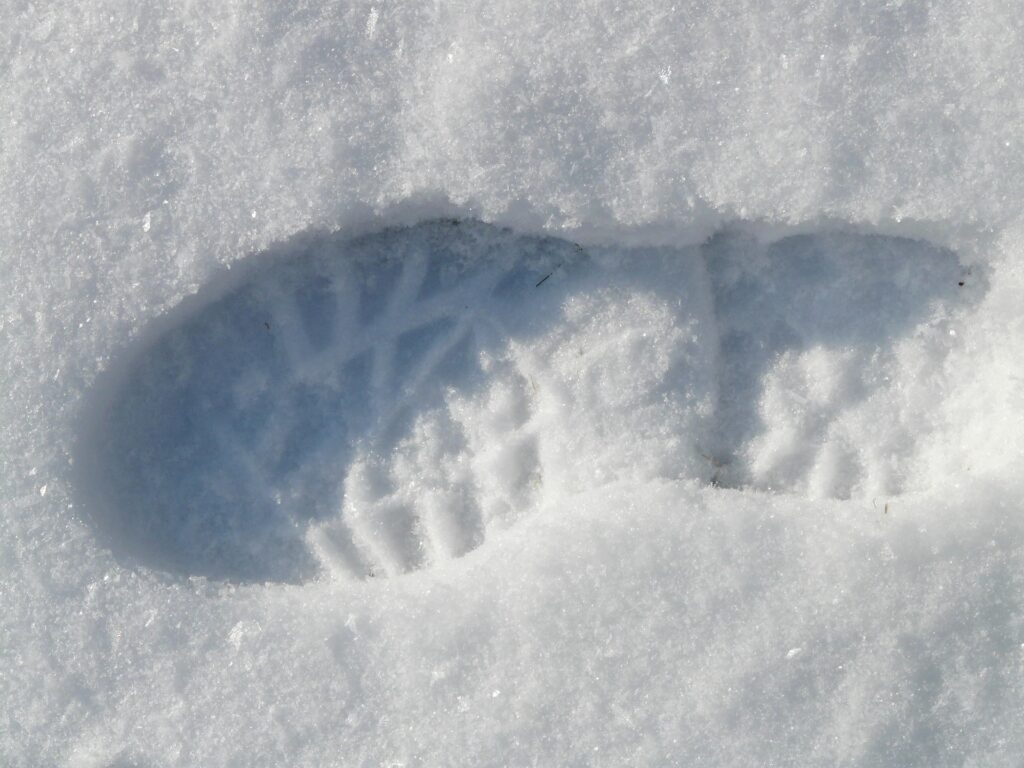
[84,221,973,584]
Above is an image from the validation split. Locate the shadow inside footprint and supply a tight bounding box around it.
[75,220,984,584]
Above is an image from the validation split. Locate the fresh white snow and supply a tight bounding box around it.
[4,1,1024,766]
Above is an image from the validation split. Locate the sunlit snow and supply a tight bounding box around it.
[3,2,1024,767]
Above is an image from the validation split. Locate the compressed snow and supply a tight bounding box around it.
[4,0,1024,766]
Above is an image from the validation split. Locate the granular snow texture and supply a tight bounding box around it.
[3,1,1024,767]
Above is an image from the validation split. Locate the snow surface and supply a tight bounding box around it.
[4,1,1024,766]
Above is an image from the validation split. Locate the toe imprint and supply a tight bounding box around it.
[80,220,714,583]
